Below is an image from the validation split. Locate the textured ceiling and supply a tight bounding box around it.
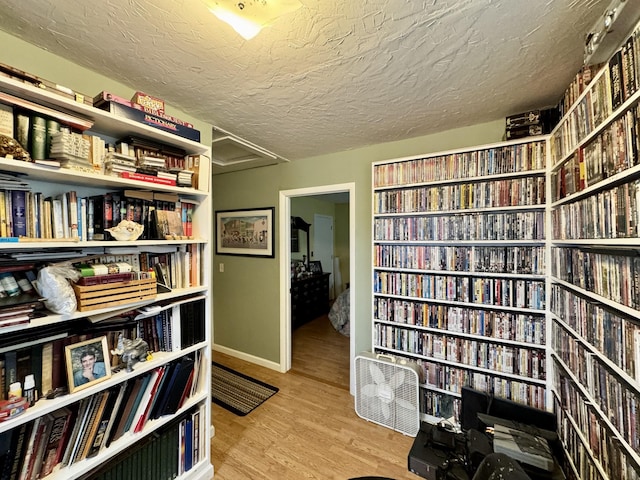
[0,0,617,163]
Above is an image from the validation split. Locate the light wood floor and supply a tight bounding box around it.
[210,315,419,480]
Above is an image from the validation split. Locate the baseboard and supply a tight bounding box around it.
[212,343,283,372]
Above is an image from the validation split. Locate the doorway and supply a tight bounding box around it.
[278,183,356,393]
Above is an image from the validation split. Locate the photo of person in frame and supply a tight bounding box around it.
[73,346,107,386]
[65,336,112,392]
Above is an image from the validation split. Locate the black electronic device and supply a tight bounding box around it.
[466,428,492,472]
[408,422,469,480]
[460,386,556,434]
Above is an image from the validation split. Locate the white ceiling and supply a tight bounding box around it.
[0,0,622,166]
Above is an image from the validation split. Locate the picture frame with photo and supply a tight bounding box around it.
[215,207,275,258]
[65,336,112,393]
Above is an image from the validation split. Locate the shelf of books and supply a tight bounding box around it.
[372,139,550,425]
[0,71,213,480]
[548,20,640,480]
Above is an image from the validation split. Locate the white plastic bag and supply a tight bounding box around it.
[38,265,80,314]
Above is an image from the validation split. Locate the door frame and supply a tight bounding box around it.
[279,183,355,392]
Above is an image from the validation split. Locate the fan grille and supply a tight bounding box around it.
[354,353,421,436]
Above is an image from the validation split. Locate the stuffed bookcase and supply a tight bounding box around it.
[372,139,550,426]
[0,72,213,480]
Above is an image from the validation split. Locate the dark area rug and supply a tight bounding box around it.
[211,361,278,416]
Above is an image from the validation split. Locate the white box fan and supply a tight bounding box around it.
[354,352,422,436]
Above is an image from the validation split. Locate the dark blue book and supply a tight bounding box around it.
[159,356,194,417]
[10,190,27,237]
[184,417,193,471]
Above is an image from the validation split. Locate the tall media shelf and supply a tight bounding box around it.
[0,74,214,480]
[372,139,549,424]
[548,27,640,480]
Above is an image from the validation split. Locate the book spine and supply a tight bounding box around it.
[67,191,78,239]
[30,114,47,160]
[13,109,30,153]
[120,171,177,186]
[609,49,624,111]
[10,190,26,237]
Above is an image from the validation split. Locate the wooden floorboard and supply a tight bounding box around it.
[210,315,419,480]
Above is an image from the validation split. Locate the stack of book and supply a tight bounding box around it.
[505,107,560,140]
[103,151,136,177]
[136,154,166,173]
[93,91,200,142]
[49,130,91,170]
[177,169,194,187]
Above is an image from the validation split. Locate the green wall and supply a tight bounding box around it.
[2,29,507,366]
[212,120,505,362]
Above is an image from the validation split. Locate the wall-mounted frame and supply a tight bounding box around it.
[65,336,112,393]
[216,207,275,258]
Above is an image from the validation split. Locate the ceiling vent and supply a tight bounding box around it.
[211,126,288,174]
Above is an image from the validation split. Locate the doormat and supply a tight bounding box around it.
[211,362,279,416]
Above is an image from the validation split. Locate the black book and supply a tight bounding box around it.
[150,360,178,419]
[180,299,205,348]
[161,356,194,416]
[609,49,624,111]
[89,193,113,241]
[1,421,32,480]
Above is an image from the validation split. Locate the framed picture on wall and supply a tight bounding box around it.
[215,207,275,258]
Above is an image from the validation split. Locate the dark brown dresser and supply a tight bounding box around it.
[291,272,331,329]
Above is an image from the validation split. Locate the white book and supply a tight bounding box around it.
[55,192,69,238]
[52,198,64,239]
[80,197,87,241]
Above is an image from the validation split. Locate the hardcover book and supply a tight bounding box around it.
[95,101,200,142]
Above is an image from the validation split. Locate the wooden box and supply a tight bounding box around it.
[72,277,157,312]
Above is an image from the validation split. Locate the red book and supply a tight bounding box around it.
[40,407,73,477]
[133,366,166,433]
[120,171,177,186]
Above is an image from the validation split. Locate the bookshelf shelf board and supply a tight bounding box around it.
[421,385,462,398]
[372,293,546,314]
[373,266,546,280]
[550,237,640,246]
[0,342,206,434]
[373,169,548,191]
[375,346,547,384]
[0,75,208,155]
[374,319,545,348]
[552,392,609,480]
[373,239,547,246]
[550,278,640,321]
[0,286,210,334]
[550,163,640,208]
[374,204,546,217]
[552,316,640,395]
[552,354,640,467]
[0,157,208,195]
[0,238,207,251]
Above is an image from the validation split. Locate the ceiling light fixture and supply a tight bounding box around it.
[583,0,638,65]
[204,0,302,40]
